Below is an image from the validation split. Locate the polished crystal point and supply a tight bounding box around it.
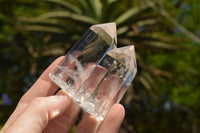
[91,22,117,44]
[49,22,137,121]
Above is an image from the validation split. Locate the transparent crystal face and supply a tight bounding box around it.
[49,22,137,121]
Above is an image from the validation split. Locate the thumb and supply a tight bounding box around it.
[6,92,71,133]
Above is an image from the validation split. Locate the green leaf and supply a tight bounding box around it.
[145,41,181,50]
[45,0,82,14]
[77,0,93,17]
[115,4,151,25]
[136,19,157,27]
[89,0,102,18]
[36,11,98,24]
[18,17,60,24]
[117,26,129,35]
[139,72,152,91]
[15,25,66,33]
[100,0,118,21]
[17,18,83,35]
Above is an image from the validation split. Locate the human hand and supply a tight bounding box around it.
[1,56,125,133]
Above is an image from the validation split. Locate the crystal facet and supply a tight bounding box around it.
[49,22,137,121]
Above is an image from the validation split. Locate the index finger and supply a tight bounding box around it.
[20,56,64,103]
[3,56,65,130]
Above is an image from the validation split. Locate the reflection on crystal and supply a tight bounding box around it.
[49,22,137,121]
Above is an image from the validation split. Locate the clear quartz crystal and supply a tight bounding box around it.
[49,22,137,121]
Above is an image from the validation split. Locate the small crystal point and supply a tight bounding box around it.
[108,45,137,73]
[91,22,117,44]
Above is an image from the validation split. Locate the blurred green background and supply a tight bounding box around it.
[0,0,200,132]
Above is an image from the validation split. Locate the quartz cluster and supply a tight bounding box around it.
[49,22,137,121]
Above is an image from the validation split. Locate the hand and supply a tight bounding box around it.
[1,56,125,133]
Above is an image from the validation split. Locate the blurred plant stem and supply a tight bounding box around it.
[146,0,200,45]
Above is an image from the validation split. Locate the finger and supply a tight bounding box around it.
[98,104,125,133]
[4,94,71,133]
[76,113,101,133]
[21,56,65,103]
[25,51,80,99]
[2,56,64,130]
[43,90,81,133]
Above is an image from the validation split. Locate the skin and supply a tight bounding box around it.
[1,56,125,133]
